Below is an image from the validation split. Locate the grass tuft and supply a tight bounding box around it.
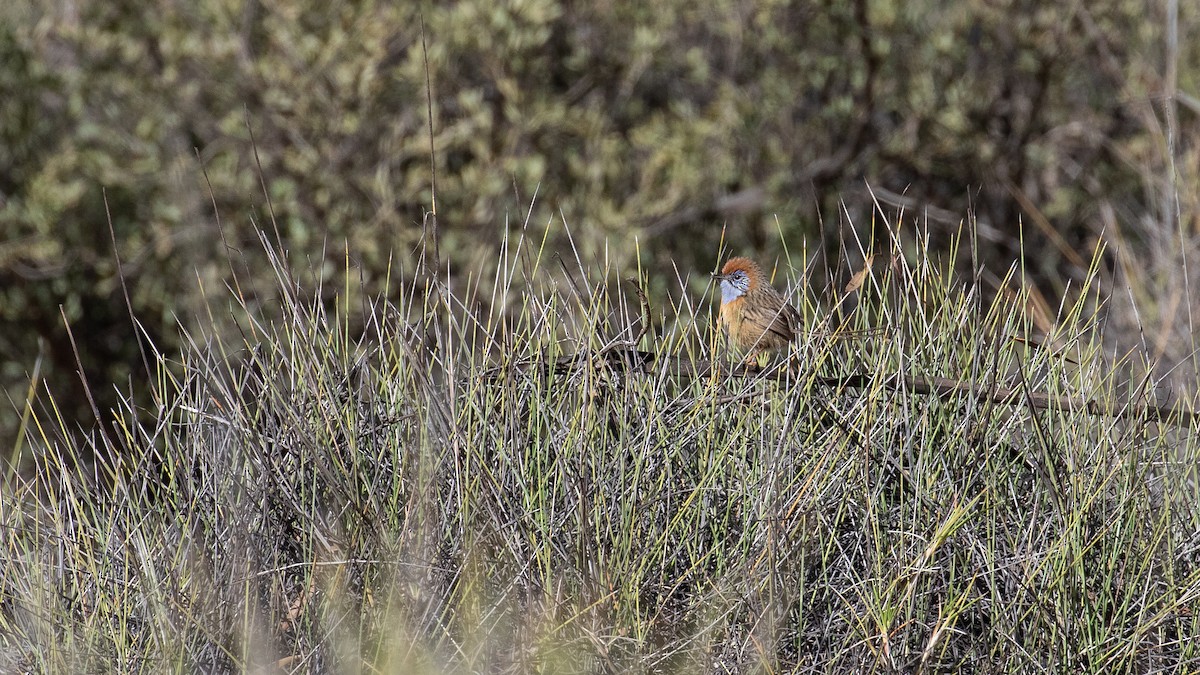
[3,213,1200,673]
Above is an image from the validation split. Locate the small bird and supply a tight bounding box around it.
[713,256,802,366]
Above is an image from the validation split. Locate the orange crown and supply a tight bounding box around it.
[720,256,765,291]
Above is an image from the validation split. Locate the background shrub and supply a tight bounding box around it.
[0,0,1197,447]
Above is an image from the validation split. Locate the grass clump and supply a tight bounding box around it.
[3,216,1200,673]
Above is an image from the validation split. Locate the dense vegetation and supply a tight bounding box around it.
[5,222,1200,671]
[2,0,1198,444]
[3,1,1200,671]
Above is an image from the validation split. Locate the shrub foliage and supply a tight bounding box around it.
[2,0,1197,442]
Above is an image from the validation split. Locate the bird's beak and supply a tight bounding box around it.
[711,272,725,280]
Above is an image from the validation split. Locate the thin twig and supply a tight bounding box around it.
[419,12,440,276]
[103,189,155,402]
[481,353,1200,428]
[627,277,651,347]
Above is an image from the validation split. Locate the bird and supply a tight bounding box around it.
[713,256,802,366]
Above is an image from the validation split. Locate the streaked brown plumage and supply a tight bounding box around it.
[713,256,801,364]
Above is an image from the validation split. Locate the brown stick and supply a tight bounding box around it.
[483,351,1200,428]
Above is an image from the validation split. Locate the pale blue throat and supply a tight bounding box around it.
[721,279,746,304]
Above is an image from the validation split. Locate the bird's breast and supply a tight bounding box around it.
[719,296,745,332]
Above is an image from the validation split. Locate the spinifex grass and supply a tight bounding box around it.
[2,217,1199,673]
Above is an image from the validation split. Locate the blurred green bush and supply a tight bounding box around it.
[0,0,1195,446]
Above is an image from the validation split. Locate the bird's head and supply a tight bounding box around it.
[712,257,763,304]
